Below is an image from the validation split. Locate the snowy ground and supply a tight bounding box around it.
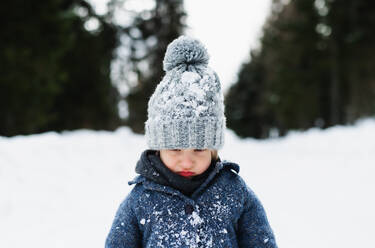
[1,119,374,248]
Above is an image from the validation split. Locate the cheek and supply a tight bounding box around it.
[161,155,178,170]
[197,155,212,171]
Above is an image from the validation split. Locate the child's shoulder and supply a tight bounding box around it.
[220,161,266,205]
[122,176,148,199]
[220,160,240,174]
[219,160,242,179]
[116,176,154,212]
[216,160,249,191]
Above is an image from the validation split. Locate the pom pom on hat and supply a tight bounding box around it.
[163,36,209,72]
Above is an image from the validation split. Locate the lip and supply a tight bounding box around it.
[178,171,194,177]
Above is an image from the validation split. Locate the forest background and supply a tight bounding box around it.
[1,0,375,138]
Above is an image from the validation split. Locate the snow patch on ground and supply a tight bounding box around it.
[1,118,375,248]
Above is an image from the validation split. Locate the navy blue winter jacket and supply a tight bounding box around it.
[105,159,278,248]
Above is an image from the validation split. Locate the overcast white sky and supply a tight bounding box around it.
[184,1,271,92]
[89,0,271,92]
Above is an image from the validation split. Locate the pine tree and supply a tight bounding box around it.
[0,0,120,136]
[225,50,271,138]
[226,0,375,139]
[122,0,186,134]
[324,0,375,122]
[226,0,325,138]
[262,0,326,131]
[0,0,72,135]
[50,2,120,131]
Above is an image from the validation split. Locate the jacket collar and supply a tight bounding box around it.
[129,160,239,200]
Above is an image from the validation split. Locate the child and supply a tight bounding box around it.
[105,36,278,247]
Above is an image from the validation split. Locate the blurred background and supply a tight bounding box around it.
[1,0,375,247]
[2,0,375,138]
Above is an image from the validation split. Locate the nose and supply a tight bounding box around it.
[180,153,194,170]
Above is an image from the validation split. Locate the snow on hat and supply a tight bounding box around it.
[145,36,225,150]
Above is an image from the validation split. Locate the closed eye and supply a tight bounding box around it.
[194,149,206,152]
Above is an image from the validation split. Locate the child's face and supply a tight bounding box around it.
[159,149,212,178]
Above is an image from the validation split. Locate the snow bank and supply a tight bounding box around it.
[1,119,374,248]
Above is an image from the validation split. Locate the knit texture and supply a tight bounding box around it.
[105,161,278,248]
[145,36,226,149]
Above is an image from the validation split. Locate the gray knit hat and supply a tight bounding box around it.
[145,36,225,150]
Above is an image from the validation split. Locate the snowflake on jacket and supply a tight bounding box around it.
[105,160,278,248]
